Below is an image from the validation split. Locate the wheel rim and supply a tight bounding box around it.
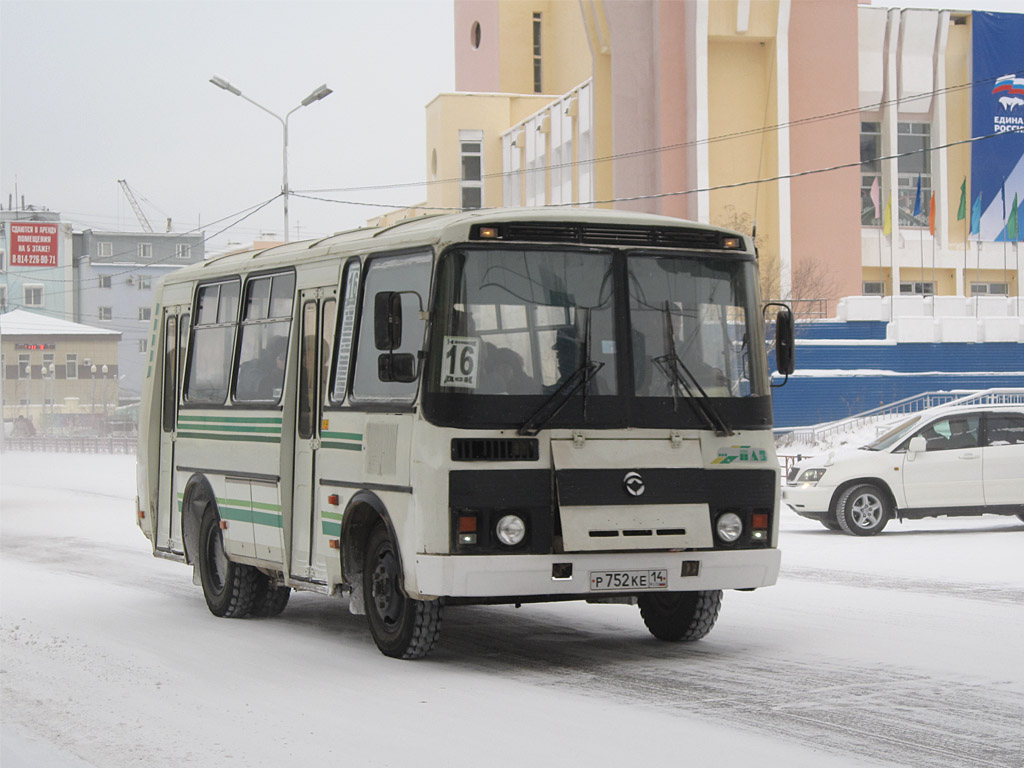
[370,544,403,630]
[850,492,883,528]
[205,526,229,595]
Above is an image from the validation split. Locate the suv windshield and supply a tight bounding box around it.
[864,415,923,451]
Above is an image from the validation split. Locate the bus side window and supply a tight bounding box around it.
[298,302,317,439]
[330,259,361,405]
[351,251,432,403]
[234,272,296,404]
[162,315,177,432]
[184,281,239,404]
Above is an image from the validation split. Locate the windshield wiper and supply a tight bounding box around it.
[517,360,604,436]
[653,302,733,437]
[518,309,603,436]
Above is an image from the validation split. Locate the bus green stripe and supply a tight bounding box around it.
[322,431,362,441]
[322,441,362,451]
[252,510,283,528]
[176,422,281,434]
[321,511,343,521]
[178,415,283,425]
[219,505,283,529]
[322,521,342,536]
[177,432,280,443]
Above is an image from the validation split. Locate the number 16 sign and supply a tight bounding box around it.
[440,336,479,389]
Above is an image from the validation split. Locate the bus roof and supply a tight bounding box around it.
[166,207,750,286]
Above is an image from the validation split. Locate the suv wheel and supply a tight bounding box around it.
[835,484,891,536]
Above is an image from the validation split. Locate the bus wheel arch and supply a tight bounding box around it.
[340,491,399,616]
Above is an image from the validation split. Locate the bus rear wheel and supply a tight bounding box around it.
[198,507,258,618]
[248,573,291,618]
[638,590,722,641]
[363,522,442,659]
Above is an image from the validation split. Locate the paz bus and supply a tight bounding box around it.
[136,207,794,659]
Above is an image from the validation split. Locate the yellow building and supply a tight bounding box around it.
[420,0,1022,317]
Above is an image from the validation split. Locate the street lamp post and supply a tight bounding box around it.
[209,76,333,242]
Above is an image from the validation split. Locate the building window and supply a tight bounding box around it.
[138,339,149,353]
[99,306,113,321]
[99,275,112,288]
[899,281,934,295]
[176,243,191,259]
[898,122,931,228]
[860,122,882,225]
[862,281,885,296]
[99,241,113,258]
[24,284,43,307]
[66,353,78,380]
[138,275,151,290]
[532,13,542,93]
[971,282,1009,296]
[138,243,153,260]
[139,306,152,321]
[19,353,30,378]
[0,284,7,311]
[460,129,484,210]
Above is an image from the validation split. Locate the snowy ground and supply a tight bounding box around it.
[1,451,1022,768]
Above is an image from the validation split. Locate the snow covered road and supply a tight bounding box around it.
[2,452,1022,768]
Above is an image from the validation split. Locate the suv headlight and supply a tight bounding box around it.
[796,468,827,486]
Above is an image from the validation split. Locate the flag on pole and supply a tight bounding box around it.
[883,193,892,236]
[913,175,922,219]
[957,178,967,221]
[970,193,982,237]
[869,177,880,222]
[928,191,936,236]
[1009,194,1020,242]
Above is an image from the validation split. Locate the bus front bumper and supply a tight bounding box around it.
[413,548,781,599]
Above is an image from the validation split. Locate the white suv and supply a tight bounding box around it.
[783,405,1024,536]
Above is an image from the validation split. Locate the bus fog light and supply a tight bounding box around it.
[496,515,526,546]
[716,512,743,543]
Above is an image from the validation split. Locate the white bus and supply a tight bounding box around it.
[136,207,795,659]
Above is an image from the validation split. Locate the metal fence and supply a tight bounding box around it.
[2,436,137,454]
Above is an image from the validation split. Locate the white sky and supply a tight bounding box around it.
[2,0,1022,253]
[1,0,455,250]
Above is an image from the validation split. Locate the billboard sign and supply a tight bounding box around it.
[971,11,1024,241]
[8,222,60,267]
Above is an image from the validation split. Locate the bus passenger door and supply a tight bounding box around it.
[157,310,185,554]
[290,290,337,582]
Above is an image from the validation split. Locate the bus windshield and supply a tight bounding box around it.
[423,247,770,428]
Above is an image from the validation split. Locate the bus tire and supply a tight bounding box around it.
[198,507,258,618]
[363,522,442,659]
[638,590,722,642]
[835,483,890,536]
[248,574,291,618]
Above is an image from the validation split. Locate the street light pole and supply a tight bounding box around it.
[209,76,333,242]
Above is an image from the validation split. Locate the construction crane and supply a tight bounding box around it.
[118,179,154,233]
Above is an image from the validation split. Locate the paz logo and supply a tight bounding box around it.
[712,445,768,464]
[993,74,1024,112]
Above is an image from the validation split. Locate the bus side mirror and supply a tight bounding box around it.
[378,352,417,383]
[775,308,795,375]
[374,292,403,350]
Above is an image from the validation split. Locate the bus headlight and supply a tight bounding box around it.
[716,512,743,544]
[495,514,526,546]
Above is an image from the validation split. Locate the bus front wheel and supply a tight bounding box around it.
[363,522,442,659]
[198,507,258,618]
[638,590,722,641]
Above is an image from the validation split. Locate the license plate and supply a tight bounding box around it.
[590,569,668,591]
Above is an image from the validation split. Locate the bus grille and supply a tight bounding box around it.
[451,438,539,462]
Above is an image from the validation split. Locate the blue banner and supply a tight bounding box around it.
[971,11,1024,241]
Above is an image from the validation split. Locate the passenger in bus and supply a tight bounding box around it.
[253,336,289,400]
[490,347,533,394]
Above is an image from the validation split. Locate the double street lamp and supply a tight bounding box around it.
[210,75,333,242]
